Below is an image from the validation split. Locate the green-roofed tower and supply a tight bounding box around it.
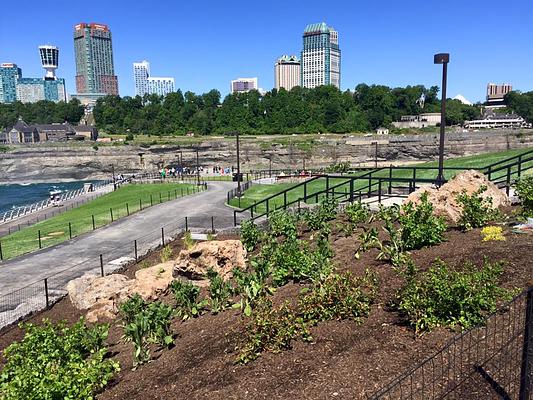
[301,22,340,89]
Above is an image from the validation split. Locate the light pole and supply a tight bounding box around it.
[111,164,116,191]
[434,53,450,186]
[236,131,241,196]
[195,147,200,186]
[372,141,378,168]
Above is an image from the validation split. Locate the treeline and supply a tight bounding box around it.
[94,84,481,136]
[505,91,533,123]
[0,99,85,129]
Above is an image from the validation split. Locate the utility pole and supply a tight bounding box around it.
[269,155,272,178]
[236,131,241,196]
[434,53,450,186]
[111,164,116,191]
[195,147,200,186]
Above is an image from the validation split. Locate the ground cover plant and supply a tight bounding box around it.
[456,186,499,230]
[170,279,208,320]
[0,318,119,399]
[0,182,200,260]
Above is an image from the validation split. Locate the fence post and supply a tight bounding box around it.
[185,217,188,232]
[487,165,492,181]
[233,210,237,226]
[110,208,114,222]
[284,192,287,209]
[126,202,130,216]
[92,214,95,230]
[38,230,42,249]
[506,167,511,196]
[518,155,523,180]
[0,241,3,261]
[181,188,184,197]
[519,286,533,400]
[211,216,215,234]
[161,227,165,246]
[378,179,382,203]
[159,192,162,203]
[139,198,143,211]
[304,181,307,201]
[150,194,153,206]
[69,222,72,239]
[349,179,354,202]
[99,254,104,277]
[134,240,138,261]
[44,278,49,308]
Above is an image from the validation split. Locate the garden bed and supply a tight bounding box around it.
[0,207,531,399]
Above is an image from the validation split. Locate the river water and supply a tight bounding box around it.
[0,181,101,214]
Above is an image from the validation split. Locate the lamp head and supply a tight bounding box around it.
[434,53,450,64]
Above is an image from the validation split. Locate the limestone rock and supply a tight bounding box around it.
[129,261,175,300]
[67,273,132,311]
[173,240,246,281]
[404,170,510,222]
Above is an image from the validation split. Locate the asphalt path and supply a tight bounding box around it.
[0,181,242,296]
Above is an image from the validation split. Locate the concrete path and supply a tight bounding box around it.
[0,181,242,296]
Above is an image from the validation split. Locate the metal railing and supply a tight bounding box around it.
[368,286,533,400]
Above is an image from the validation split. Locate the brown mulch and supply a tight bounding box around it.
[0,218,531,400]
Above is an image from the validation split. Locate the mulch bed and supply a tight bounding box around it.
[0,214,531,400]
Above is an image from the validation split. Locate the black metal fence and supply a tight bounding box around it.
[368,286,533,400]
[0,213,240,330]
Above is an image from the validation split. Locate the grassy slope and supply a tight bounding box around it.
[229,148,533,211]
[1,183,198,260]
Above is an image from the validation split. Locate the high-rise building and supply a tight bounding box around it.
[133,60,150,97]
[39,45,59,80]
[133,60,175,97]
[301,22,341,89]
[275,55,301,90]
[0,63,22,103]
[230,77,258,94]
[74,23,118,95]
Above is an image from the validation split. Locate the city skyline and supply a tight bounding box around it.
[1,0,532,102]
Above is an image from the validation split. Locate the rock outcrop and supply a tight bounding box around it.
[404,170,510,222]
[129,261,175,301]
[173,240,246,283]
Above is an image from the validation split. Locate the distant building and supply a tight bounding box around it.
[376,128,389,135]
[133,60,175,97]
[231,77,258,94]
[301,22,340,89]
[464,110,531,130]
[486,83,512,108]
[16,78,66,103]
[0,63,22,103]
[275,55,301,90]
[392,113,441,129]
[74,23,118,96]
[0,118,39,144]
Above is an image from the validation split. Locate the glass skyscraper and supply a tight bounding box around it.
[0,63,22,103]
[74,23,118,95]
[301,22,341,89]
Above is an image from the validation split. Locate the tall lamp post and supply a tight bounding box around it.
[195,147,200,186]
[434,53,450,186]
[236,131,241,196]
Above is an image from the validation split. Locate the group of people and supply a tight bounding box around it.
[158,165,236,178]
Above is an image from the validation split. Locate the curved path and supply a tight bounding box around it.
[0,181,242,296]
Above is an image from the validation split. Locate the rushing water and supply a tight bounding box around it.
[0,181,102,214]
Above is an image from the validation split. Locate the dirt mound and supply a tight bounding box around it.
[404,170,510,222]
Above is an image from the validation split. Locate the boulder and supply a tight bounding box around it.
[129,261,175,300]
[173,240,246,282]
[67,273,132,311]
[404,169,510,222]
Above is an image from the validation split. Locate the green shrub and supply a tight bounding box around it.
[160,245,173,262]
[325,161,351,173]
[120,295,174,366]
[345,201,370,224]
[0,318,119,399]
[354,227,381,259]
[170,279,208,320]
[182,231,195,249]
[377,203,400,224]
[456,186,498,230]
[240,220,261,252]
[515,176,533,217]
[268,210,298,239]
[232,266,275,317]
[236,299,311,364]
[399,192,447,250]
[397,258,510,334]
[207,268,233,313]
[299,270,378,325]
[377,222,411,268]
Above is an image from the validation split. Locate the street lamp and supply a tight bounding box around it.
[195,147,200,186]
[236,131,241,196]
[371,141,378,168]
[434,52,450,186]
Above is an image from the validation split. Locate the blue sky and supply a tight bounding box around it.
[1,0,532,102]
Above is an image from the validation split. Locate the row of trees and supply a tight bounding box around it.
[0,99,85,129]
[93,85,481,136]
[504,91,533,123]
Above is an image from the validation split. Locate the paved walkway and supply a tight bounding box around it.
[0,181,242,296]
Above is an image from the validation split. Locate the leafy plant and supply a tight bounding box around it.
[0,318,119,399]
[207,268,233,313]
[236,299,311,364]
[515,176,533,217]
[481,226,506,241]
[377,203,400,224]
[354,227,381,259]
[299,269,378,325]
[160,245,173,262]
[183,231,195,249]
[399,192,447,250]
[345,201,370,224]
[397,258,510,334]
[377,222,410,268]
[456,186,498,230]
[240,219,261,252]
[232,266,275,317]
[170,279,208,320]
[268,210,298,239]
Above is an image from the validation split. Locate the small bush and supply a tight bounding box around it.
[345,201,370,224]
[515,176,533,217]
[377,203,400,224]
[301,197,337,231]
[160,245,173,262]
[354,227,381,259]
[456,186,498,230]
[207,269,233,313]
[232,266,275,316]
[240,220,261,252]
[0,318,119,399]
[397,258,510,334]
[377,222,411,268]
[399,192,447,250]
[268,210,298,239]
[170,279,208,320]
[481,226,506,241]
[183,231,195,249]
[299,270,378,325]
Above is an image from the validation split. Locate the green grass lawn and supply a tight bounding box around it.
[229,148,533,213]
[0,183,200,261]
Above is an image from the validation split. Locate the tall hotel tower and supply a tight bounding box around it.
[74,23,119,95]
[301,22,340,89]
[275,55,301,90]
